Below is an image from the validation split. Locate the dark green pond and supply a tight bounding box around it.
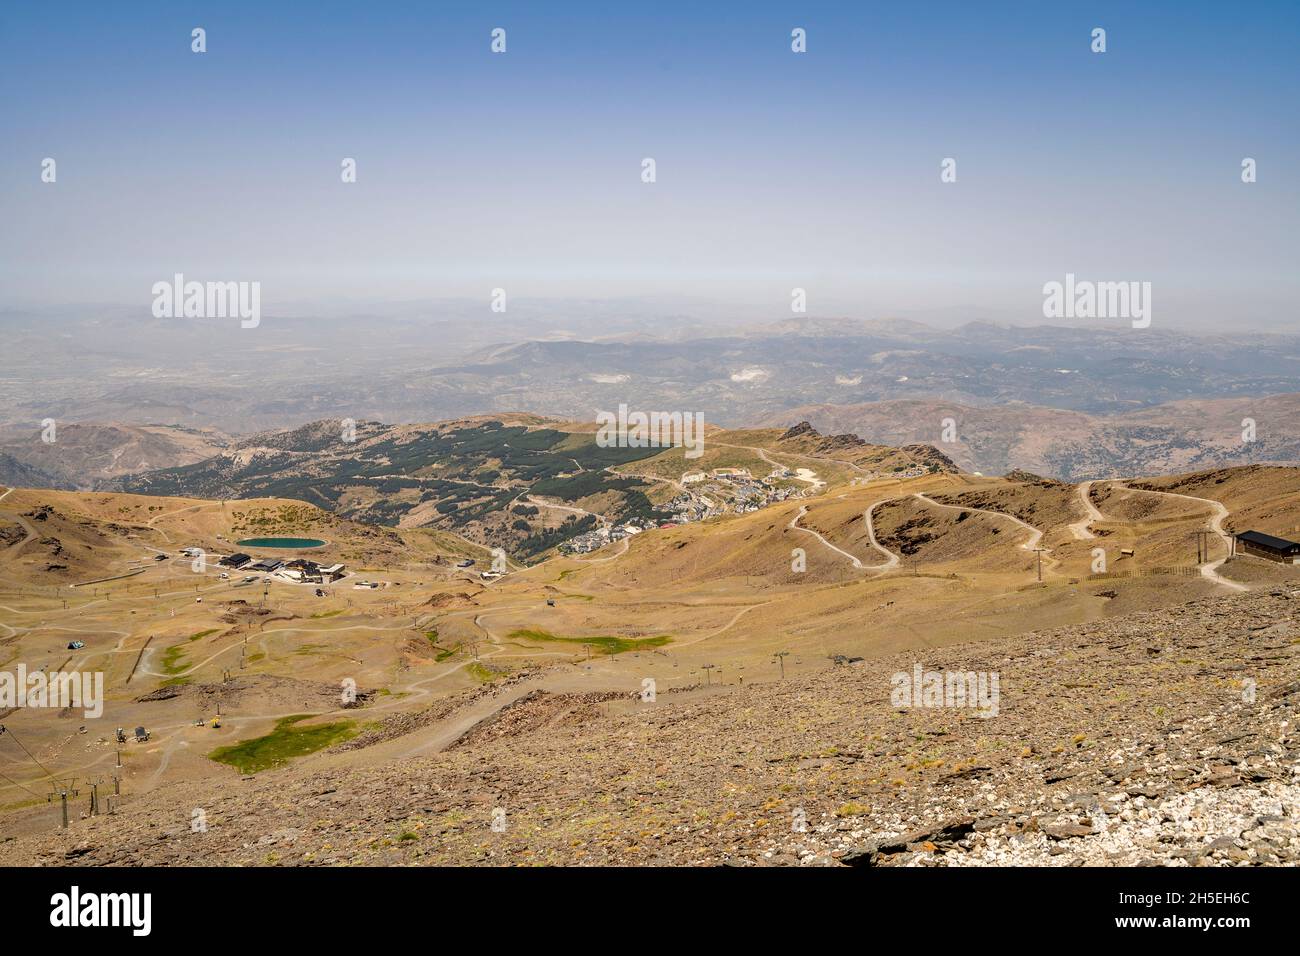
[236,537,326,549]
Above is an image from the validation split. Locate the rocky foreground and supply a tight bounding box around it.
[6,590,1300,867]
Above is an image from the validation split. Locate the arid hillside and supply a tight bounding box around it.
[3,456,1299,867]
[0,423,229,490]
[763,393,1300,481]
[4,589,1297,867]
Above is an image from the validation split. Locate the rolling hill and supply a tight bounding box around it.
[763,392,1300,480]
[0,423,229,490]
[108,417,952,561]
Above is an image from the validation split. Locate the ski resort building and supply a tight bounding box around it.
[1234,530,1300,564]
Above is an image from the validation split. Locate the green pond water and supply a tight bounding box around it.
[236,537,326,549]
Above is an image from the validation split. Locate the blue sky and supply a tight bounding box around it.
[2,1,1297,328]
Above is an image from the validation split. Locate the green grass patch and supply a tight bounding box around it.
[465,662,500,683]
[506,628,671,656]
[310,609,345,619]
[208,714,358,774]
[159,644,189,675]
[425,629,464,662]
[190,628,220,641]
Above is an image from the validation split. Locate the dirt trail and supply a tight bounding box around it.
[914,492,1058,577]
[1068,480,1104,540]
[571,537,630,564]
[0,504,39,561]
[397,596,769,759]
[787,497,903,574]
[863,498,903,571]
[662,600,770,650]
[398,679,545,757]
[1117,483,1247,592]
[143,501,223,545]
[526,496,605,523]
[788,505,866,570]
[712,440,839,485]
[612,467,685,493]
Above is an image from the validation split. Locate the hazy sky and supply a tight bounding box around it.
[2,1,1298,330]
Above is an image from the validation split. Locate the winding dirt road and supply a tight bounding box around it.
[914,492,1058,577]
[786,498,902,573]
[863,498,903,571]
[1118,483,1247,592]
[788,505,866,569]
[1068,480,1104,540]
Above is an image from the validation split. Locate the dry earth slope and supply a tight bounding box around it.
[6,589,1298,867]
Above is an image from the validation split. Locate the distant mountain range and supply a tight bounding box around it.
[0,423,228,490]
[4,316,1300,487]
[4,314,1300,435]
[4,391,1299,494]
[762,392,1300,481]
[430,319,1300,429]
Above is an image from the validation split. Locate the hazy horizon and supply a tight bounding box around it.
[3,1,1298,332]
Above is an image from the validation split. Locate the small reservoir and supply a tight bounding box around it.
[236,537,326,549]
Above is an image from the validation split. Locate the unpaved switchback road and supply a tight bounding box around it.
[1068,480,1105,540]
[789,505,865,570]
[788,502,900,572]
[862,498,903,571]
[914,492,1058,576]
[1117,483,1247,592]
